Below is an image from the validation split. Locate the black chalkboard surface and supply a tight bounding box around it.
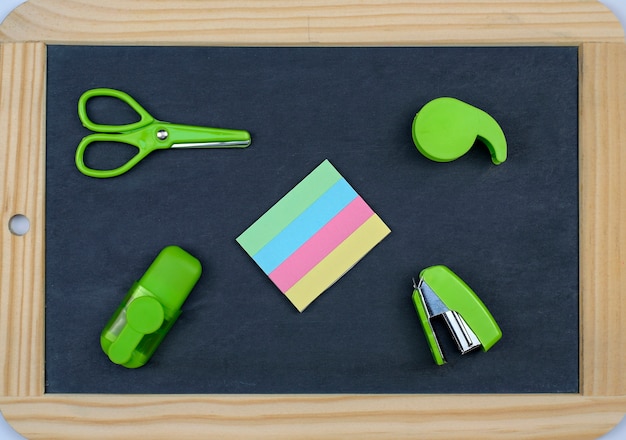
[45,46,579,394]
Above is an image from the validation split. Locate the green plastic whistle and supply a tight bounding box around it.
[100,246,202,368]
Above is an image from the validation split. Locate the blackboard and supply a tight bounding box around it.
[45,46,579,394]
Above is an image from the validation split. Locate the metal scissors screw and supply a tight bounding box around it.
[75,88,252,178]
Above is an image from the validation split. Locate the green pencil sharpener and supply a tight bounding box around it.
[100,246,202,368]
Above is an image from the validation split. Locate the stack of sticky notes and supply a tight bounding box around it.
[236,159,391,312]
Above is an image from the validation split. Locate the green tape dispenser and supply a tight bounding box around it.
[412,97,507,165]
[412,265,502,365]
[100,246,202,368]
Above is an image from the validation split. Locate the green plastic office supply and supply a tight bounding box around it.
[75,88,251,178]
[412,265,502,366]
[412,97,507,165]
[100,246,202,368]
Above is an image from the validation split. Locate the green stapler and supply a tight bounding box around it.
[412,265,502,366]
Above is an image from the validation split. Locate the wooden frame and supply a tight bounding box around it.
[0,1,625,438]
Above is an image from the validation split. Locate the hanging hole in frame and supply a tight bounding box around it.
[8,214,30,236]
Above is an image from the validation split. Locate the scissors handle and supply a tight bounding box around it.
[75,132,152,178]
[78,88,154,132]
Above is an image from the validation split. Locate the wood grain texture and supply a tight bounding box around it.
[580,42,626,397]
[1,394,625,439]
[0,42,45,398]
[0,0,623,45]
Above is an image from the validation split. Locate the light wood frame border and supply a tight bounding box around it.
[0,1,625,438]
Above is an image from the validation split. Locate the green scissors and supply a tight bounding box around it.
[75,88,252,178]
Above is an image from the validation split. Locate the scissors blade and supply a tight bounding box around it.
[164,123,251,149]
[171,139,251,149]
